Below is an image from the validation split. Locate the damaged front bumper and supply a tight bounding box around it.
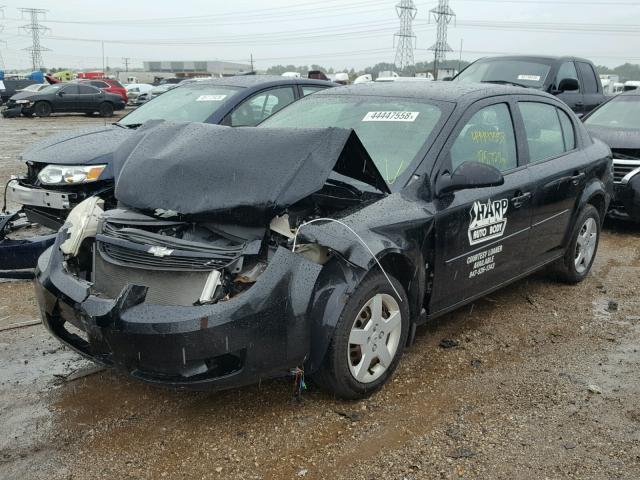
[34,234,323,390]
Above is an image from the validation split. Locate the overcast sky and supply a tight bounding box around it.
[1,0,639,71]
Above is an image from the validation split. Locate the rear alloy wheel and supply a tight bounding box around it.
[34,101,52,117]
[554,204,600,283]
[574,217,598,274]
[98,102,114,117]
[313,271,409,399]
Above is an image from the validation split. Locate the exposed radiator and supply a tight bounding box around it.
[93,252,212,306]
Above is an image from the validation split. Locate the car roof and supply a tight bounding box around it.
[312,80,553,104]
[183,75,336,89]
[473,55,594,64]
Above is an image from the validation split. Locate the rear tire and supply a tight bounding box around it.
[34,101,51,118]
[98,102,114,117]
[554,204,600,284]
[313,271,410,400]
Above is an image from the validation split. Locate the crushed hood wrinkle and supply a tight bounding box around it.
[113,122,389,222]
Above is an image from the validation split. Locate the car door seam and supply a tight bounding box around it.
[531,209,570,228]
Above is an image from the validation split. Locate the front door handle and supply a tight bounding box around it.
[570,172,586,185]
[511,192,531,209]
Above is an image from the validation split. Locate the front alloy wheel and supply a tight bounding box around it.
[348,293,402,383]
[313,271,410,399]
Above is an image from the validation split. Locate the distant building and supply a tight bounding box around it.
[142,60,251,77]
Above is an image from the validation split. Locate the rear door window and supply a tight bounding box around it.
[78,84,99,94]
[557,109,576,151]
[577,62,599,94]
[519,102,570,163]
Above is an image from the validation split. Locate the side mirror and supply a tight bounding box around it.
[435,162,504,196]
[557,78,579,93]
[57,91,65,97]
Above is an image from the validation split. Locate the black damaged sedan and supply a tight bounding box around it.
[35,82,612,399]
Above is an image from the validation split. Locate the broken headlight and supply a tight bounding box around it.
[38,164,106,185]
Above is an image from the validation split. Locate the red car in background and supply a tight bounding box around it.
[78,78,128,103]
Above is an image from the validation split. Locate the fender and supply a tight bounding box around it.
[306,257,366,374]
[564,177,610,247]
[304,246,428,374]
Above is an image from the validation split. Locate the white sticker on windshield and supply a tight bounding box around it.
[517,75,540,82]
[362,111,419,122]
[196,94,227,102]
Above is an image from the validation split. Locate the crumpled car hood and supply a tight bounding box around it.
[9,91,35,102]
[21,125,133,169]
[113,122,390,222]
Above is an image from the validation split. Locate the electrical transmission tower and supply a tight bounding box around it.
[428,0,455,79]
[0,6,5,70]
[20,8,49,71]
[393,0,417,70]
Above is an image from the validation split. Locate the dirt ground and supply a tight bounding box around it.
[0,114,639,480]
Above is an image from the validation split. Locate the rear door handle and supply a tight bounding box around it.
[571,172,586,185]
[511,192,531,208]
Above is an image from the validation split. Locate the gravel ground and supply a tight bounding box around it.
[0,114,639,480]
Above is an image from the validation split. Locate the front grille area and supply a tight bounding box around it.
[613,160,640,183]
[98,220,245,272]
[93,253,211,306]
[98,241,229,271]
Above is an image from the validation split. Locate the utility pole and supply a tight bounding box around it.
[122,57,130,72]
[393,0,417,70]
[0,6,5,71]
[250,53,254,72]
[19,7,49,71]
[101,41,105,73]
[428,0,455,80]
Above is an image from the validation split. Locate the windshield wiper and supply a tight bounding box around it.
[114,122,142,129]
[481,80,531,89]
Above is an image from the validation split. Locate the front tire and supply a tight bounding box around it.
[34,101,52,117]
[313,271,410,400]
[554,204,600,284]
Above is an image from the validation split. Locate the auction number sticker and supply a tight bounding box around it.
[196,94,227,102]
[517,74,541,82]
[362,111,420,122]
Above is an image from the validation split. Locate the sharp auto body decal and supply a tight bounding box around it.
[468,198,509,246]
